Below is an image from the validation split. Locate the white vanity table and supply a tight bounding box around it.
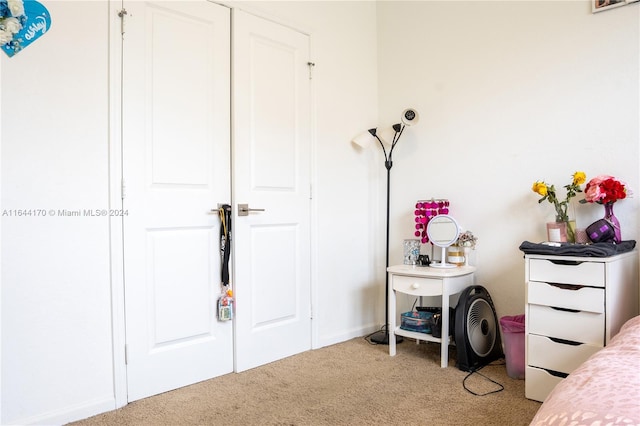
[387,264,475,368]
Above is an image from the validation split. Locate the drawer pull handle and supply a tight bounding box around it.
[548,259,583,266]
[549,337,582,346]
[546,283,585,291]
[546,368,569,378]
[550,306,580,313]
[411,283,420,289]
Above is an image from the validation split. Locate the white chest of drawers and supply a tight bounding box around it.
[524,251,638,402]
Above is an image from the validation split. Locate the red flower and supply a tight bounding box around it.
[583,175,627,204]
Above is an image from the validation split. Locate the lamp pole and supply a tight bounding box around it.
[369,125,404,345]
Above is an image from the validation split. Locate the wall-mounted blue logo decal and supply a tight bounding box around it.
[1,0,51,58]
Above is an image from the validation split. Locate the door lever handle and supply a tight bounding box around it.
[238,203,265,216]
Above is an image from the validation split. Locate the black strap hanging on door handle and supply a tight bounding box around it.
[219,204,232,286]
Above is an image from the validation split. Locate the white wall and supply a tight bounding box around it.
[0,1,115,424]
[377,0,640,320]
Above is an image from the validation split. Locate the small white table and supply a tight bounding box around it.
[388,264,475,368]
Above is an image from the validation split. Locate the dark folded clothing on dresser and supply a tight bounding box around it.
[519,240,636,257]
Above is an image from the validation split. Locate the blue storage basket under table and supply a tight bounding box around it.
[400,310,434,334]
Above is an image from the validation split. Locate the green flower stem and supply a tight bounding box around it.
[556,215,576,243]
[566,221,576,243]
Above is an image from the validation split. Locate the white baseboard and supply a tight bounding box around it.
[314,323,380,349]
[6,396,115,426]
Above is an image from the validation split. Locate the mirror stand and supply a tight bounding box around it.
[426,214,460,268]
[430,246,458,268]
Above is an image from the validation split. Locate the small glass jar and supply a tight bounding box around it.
[403,239,421,265]
[446,244,465,266]
[546,221,567,243]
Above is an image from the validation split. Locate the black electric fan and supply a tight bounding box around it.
[454,285,503,372]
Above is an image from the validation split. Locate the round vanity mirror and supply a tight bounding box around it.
[426,214,460,268]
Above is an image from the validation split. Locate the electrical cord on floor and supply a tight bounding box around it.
[365,298,426,345]
[364,323,506,396]
[363,325,388,345]
[462,360,506,396]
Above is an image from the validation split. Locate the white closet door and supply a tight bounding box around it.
[232,10,312,372]
[122,0,232,401]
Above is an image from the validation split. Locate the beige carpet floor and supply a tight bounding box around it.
[71,336,541,426]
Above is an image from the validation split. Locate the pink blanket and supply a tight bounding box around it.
[530,315,640,425]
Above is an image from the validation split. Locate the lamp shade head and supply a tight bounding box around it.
[352,129,376,148]
[401,108,420,126]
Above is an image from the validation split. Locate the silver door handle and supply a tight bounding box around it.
[238,203,265,216]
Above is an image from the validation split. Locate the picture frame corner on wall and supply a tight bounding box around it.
[592,0,627,13]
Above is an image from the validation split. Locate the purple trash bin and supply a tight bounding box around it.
[500,314,525,379]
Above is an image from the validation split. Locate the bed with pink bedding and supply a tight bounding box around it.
[530,315,640,425]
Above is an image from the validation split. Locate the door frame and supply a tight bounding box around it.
[108,0,127,410]
[107,1,317,407]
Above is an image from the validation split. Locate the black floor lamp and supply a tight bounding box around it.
[352,108,420,345]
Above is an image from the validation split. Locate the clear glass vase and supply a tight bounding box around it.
[547,215,575,244]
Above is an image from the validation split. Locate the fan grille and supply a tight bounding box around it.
[465,298,497,357]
